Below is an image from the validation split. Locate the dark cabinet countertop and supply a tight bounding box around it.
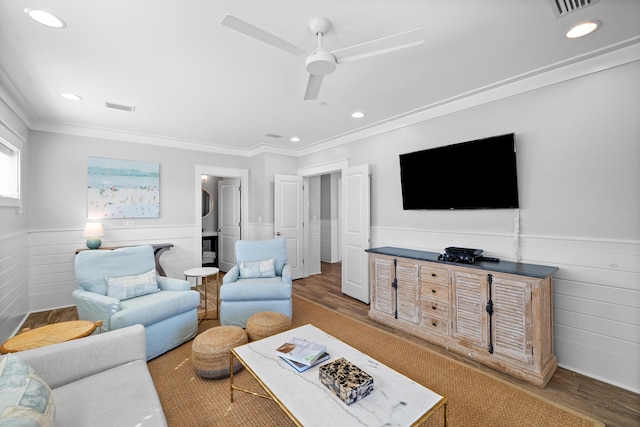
[365,246,558,279]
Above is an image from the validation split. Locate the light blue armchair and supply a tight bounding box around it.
[73,245,201,360]
[220,238,292,327]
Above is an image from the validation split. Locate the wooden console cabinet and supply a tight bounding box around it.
[367,247,558,387]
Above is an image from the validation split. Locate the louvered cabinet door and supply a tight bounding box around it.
[491,276,533,364]
[370,255,393,315]
[452,271,488,348]
[396,260,420,324]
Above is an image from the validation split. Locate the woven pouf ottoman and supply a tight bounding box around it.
[246,311,292,341]
[191,326,248,379]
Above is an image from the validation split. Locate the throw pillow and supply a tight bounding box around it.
[0,354,55,426]
[106,268,159,300]
[239,258,276,279]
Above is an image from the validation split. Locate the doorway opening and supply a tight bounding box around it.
[195,166,248,272]
[305,172,342,277]
[299,160,348,279]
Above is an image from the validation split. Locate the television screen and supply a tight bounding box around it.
[399,133,519,210]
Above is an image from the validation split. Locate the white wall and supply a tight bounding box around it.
[300,60,640,393]
[0,93,29,343]
[25,131,252,313]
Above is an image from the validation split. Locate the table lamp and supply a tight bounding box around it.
[82,222,104,249]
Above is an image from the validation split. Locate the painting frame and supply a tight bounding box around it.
[87,157,160,219]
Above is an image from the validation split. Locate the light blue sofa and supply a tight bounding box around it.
[73,245,201,360]
[220,238,292,327]
[15,325,167,426]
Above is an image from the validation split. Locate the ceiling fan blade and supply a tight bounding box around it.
[333,28,424,64]
[220,15,307,57]
[304,74,324,100]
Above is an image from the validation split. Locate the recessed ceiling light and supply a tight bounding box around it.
[290,137,301,143]
[351,111,366,119]
[566,21,601,39]
[60,93,83,101]
[24,9,67,29]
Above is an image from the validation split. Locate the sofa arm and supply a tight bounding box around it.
[223,264,239,284]
[157,276,191,291]
[72,289,121,331]
[15,324,146,390]
[281,263,292,284]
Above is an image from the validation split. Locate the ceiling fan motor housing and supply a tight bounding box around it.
[305,50,336,75]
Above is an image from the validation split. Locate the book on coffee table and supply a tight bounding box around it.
[276,337,327,366]
[280,352,330,372]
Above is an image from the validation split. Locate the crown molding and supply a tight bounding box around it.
[299,37,640,157]
[2,38,638,158]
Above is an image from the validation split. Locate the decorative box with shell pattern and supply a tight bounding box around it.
[319,357,374,405]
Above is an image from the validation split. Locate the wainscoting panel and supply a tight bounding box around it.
[308,220,321,275]
[371,226,640,393]
[0,232,29,343]
[321,218,340,263]
[28,225,199,312]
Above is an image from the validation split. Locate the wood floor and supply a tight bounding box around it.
[20,262,639,426]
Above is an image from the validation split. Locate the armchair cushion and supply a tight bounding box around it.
[75,246,156,295]
[111,291,200,330]
[220,278,292,301]
[106,268,159,300]
[239,258,275,279]
[235,239,288,276]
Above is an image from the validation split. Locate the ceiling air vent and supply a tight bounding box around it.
[263,133,282,139]
[549,0,599,18]
[105,102,136,112]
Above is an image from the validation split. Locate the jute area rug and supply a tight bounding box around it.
[147,295,604,427]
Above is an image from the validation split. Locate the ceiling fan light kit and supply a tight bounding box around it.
[305,50,337,76]
[220,14,424,101]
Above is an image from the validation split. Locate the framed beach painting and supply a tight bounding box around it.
[88,157,160,218]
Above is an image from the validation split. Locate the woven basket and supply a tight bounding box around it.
[246,311,292,341]
[191,326,248,379]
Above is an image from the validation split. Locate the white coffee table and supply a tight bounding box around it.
[230,324,447,426]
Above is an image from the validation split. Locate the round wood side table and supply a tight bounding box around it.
[0,320,101,353]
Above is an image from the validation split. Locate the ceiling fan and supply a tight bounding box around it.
[220,15,424,100]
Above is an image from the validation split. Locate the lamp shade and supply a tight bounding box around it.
[82,222,104,237]
[82,222,104,249]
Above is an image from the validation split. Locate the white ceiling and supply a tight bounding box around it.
[1,0,639,154]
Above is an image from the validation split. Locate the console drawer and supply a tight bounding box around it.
[422,315,449,335]
[421,282,449,303]
[421,298,449,319]
[420,266,448,285]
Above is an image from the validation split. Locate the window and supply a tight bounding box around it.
[0,137,20,206]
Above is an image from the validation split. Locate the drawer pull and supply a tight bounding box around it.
[432,322,437,327]
[432,306,437,310]
[431,273,437,277]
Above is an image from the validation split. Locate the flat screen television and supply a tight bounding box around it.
[399,133,519,210]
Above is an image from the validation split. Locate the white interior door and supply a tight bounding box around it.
[218,178,241,272]
[341,164,371,303]
[274,174,303,280]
